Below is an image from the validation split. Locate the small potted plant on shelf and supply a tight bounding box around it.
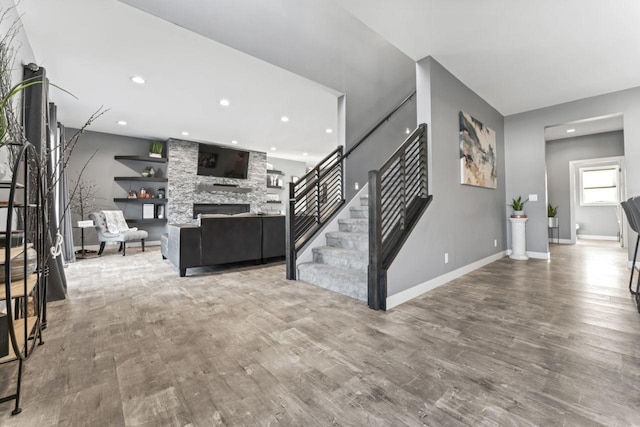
[509,196,528,217]
[548,204,559,227]
[149,141,164,158]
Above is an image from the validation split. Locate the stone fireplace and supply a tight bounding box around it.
[167,139,268,224]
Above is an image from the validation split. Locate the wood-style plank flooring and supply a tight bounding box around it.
[0,240,639,426]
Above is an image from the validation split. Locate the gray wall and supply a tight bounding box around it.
[266,156,308,215]
[546,131,624,239]
[387,57,506,296]
[66,129,168,246]
[119,0,416,199]
[505,86,640,259]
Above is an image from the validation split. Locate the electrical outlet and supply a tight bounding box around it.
[354,182,359,190]
[494,239,497,247]
[444,253,449,264]
[529,194,538,202]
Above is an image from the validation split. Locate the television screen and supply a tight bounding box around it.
[197,144,250,179]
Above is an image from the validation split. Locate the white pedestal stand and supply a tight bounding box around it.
[509,217,529,260]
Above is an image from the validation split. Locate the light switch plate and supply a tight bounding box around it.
[528,194,538,202]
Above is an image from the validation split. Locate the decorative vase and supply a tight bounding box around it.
[548,217,559,227]
[512,210,525,217]
[149,152,161,158]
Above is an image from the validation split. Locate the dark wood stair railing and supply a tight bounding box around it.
[286,91,417,280]
[368,123,432,310]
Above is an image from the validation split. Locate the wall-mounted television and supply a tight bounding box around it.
[197,143,250,179]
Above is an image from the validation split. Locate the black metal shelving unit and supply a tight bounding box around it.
[0,143,47,416]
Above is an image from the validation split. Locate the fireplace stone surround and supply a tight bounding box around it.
[167,139,267,224]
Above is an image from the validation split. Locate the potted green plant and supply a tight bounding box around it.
[509,196,528,217]
[548,204,559,227]
[149,141,164,158]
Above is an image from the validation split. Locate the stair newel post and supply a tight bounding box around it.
[400,151,406,230]
[421,124,429,196]
[338,145,344,204]
[285,181,296,280]
[368,170,384,310]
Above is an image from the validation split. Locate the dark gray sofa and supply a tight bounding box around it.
[164,214,285,276]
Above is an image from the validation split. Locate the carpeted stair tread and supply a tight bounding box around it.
[312,246,368,272]
[325,231,368,251]
[338,218,368,233]
[349,205,368,219]
[297,262,367,301]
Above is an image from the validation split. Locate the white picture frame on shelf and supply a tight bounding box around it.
[142,203,155,219]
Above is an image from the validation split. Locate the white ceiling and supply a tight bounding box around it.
[545,114,624,141]
[15,0,340,163]
[340,0,640,115]
[14,0,640,164]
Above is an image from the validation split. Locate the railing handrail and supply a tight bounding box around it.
[379,123,426,174]
[344,91,416,159]
[295,146,343,186]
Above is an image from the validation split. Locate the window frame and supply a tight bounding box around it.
[579,165,619,207]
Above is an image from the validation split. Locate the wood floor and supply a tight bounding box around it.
[0,241,639,426]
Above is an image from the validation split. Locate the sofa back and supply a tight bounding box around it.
[199,216,263,265]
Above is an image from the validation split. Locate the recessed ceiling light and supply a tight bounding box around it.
[117,120,127,126]
[231,140,238,144]
[219,99,230,107]
[131,76,146,85]
[302,152,308,156]
[270,147,277,151]
[326,128,333,134]
[566,128,576,133]
[281,116,289,123]
[181,131,189,136]
[405,128,411,134]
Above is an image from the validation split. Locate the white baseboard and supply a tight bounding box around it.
[556,239,573,244]
[577,234,618,241]
[527,251,550,260]
[386,250,508,310]
[627,261,640,269]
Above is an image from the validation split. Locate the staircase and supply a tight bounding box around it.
[297,194,369,301]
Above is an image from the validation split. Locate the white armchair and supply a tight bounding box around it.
[88,210,148,256]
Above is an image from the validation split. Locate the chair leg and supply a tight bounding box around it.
[118,242,123,252]
[141,239,145,252]
[122,242,126,256]
[631,235,640,294]
[97,242,105,256]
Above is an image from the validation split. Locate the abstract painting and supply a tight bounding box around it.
[459,111,497,189]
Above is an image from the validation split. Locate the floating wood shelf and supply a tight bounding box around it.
[266,201,282,204]
[114,198,167,204]
[114,177,168,182]
[267,185,283,189]
[0,244,33,266]
[125,218,167,224]
[114,155,167,163]
[267,169,284,176]
[0,316,37,364]
[0,274,38,300]
[0,182,24,189]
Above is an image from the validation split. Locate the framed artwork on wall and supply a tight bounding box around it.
[459,111,497,189]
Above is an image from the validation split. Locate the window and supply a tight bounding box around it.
[580,166,619,206]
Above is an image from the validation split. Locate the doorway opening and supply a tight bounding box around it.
[544,113,625,257]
